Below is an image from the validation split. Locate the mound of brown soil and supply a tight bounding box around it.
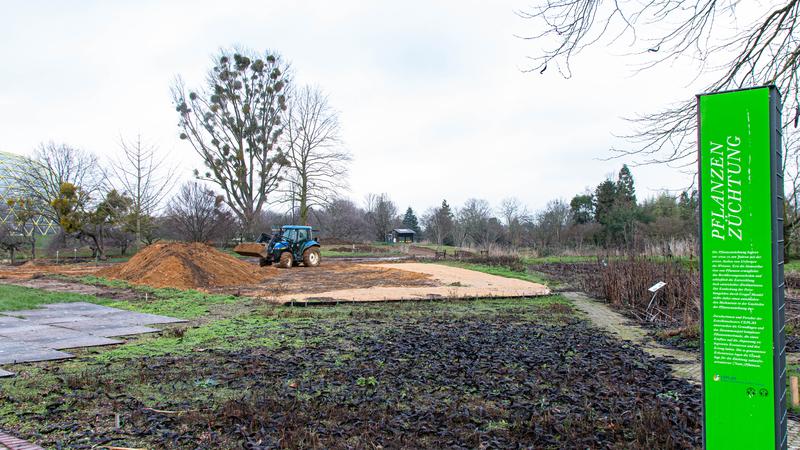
[98,242,267,290]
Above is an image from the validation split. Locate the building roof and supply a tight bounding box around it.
[393,228,416,234]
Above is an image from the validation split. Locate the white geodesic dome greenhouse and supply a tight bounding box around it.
[0,151,58,236]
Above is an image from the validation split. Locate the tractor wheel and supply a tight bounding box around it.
[278,252,293,269]
[259,258,271,267]
[303,247,321,267]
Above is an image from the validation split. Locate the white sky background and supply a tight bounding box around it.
[0,0,720,214]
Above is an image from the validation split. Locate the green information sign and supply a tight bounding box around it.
[698,86,786,449]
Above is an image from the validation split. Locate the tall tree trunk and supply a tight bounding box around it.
[240,209,256,242]
[299,177,309,225]
[90,234,106,260]
[136,211,142,249]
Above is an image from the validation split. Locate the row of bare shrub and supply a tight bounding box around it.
[577,258,700,327]
[463,254,527,272]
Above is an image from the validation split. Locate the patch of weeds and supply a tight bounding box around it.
[194,378,220,388]
[656,390,680,401]
[0,276,239,322]
[79,275,140,290]
[486,419,510,431]
[356,376,378,387]
[94,316,309,361]
[75,276,242,319]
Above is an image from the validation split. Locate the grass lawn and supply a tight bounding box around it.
[0,279,242,320]
[0,284,96,311]
[522,255,599,265]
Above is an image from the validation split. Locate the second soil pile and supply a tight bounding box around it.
[98,242,267,290]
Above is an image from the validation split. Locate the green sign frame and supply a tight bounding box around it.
[698,85,786,449]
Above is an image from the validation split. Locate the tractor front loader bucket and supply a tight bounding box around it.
[233,243,268,258]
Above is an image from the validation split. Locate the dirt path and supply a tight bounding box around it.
[0,262,104,280]
[277,263,550,302]
[564,291,800,449]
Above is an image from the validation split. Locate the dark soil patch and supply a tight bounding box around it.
[224,261,437,298]
[650,326,701,352]
[8,307,701,449]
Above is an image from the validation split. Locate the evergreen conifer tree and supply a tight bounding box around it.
[402,207,421,235]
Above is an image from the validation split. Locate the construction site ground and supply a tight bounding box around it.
[0,246,706,448]
[0,257,550,304]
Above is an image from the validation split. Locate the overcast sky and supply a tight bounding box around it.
[0,0,706,213]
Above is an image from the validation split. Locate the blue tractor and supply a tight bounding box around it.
[234,225,321,268]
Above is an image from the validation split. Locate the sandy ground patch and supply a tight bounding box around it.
[277,263,550,302]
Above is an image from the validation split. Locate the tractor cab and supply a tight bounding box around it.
[280,226,313,244]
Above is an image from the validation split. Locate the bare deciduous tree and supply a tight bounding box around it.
[534,199,572,250]
[17,142,105,224]
[166,182,231,243]
[365,193,398,242]
[282,86,351,225]
[109,135,177,245]
[317,198,369,242]
[173,48,290,236]
[784,135,800,254]
[498,197,530,247]
[456,198,494,248]
[422,201,456,247]
[422,209,443,245]
[520,1,800,166]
